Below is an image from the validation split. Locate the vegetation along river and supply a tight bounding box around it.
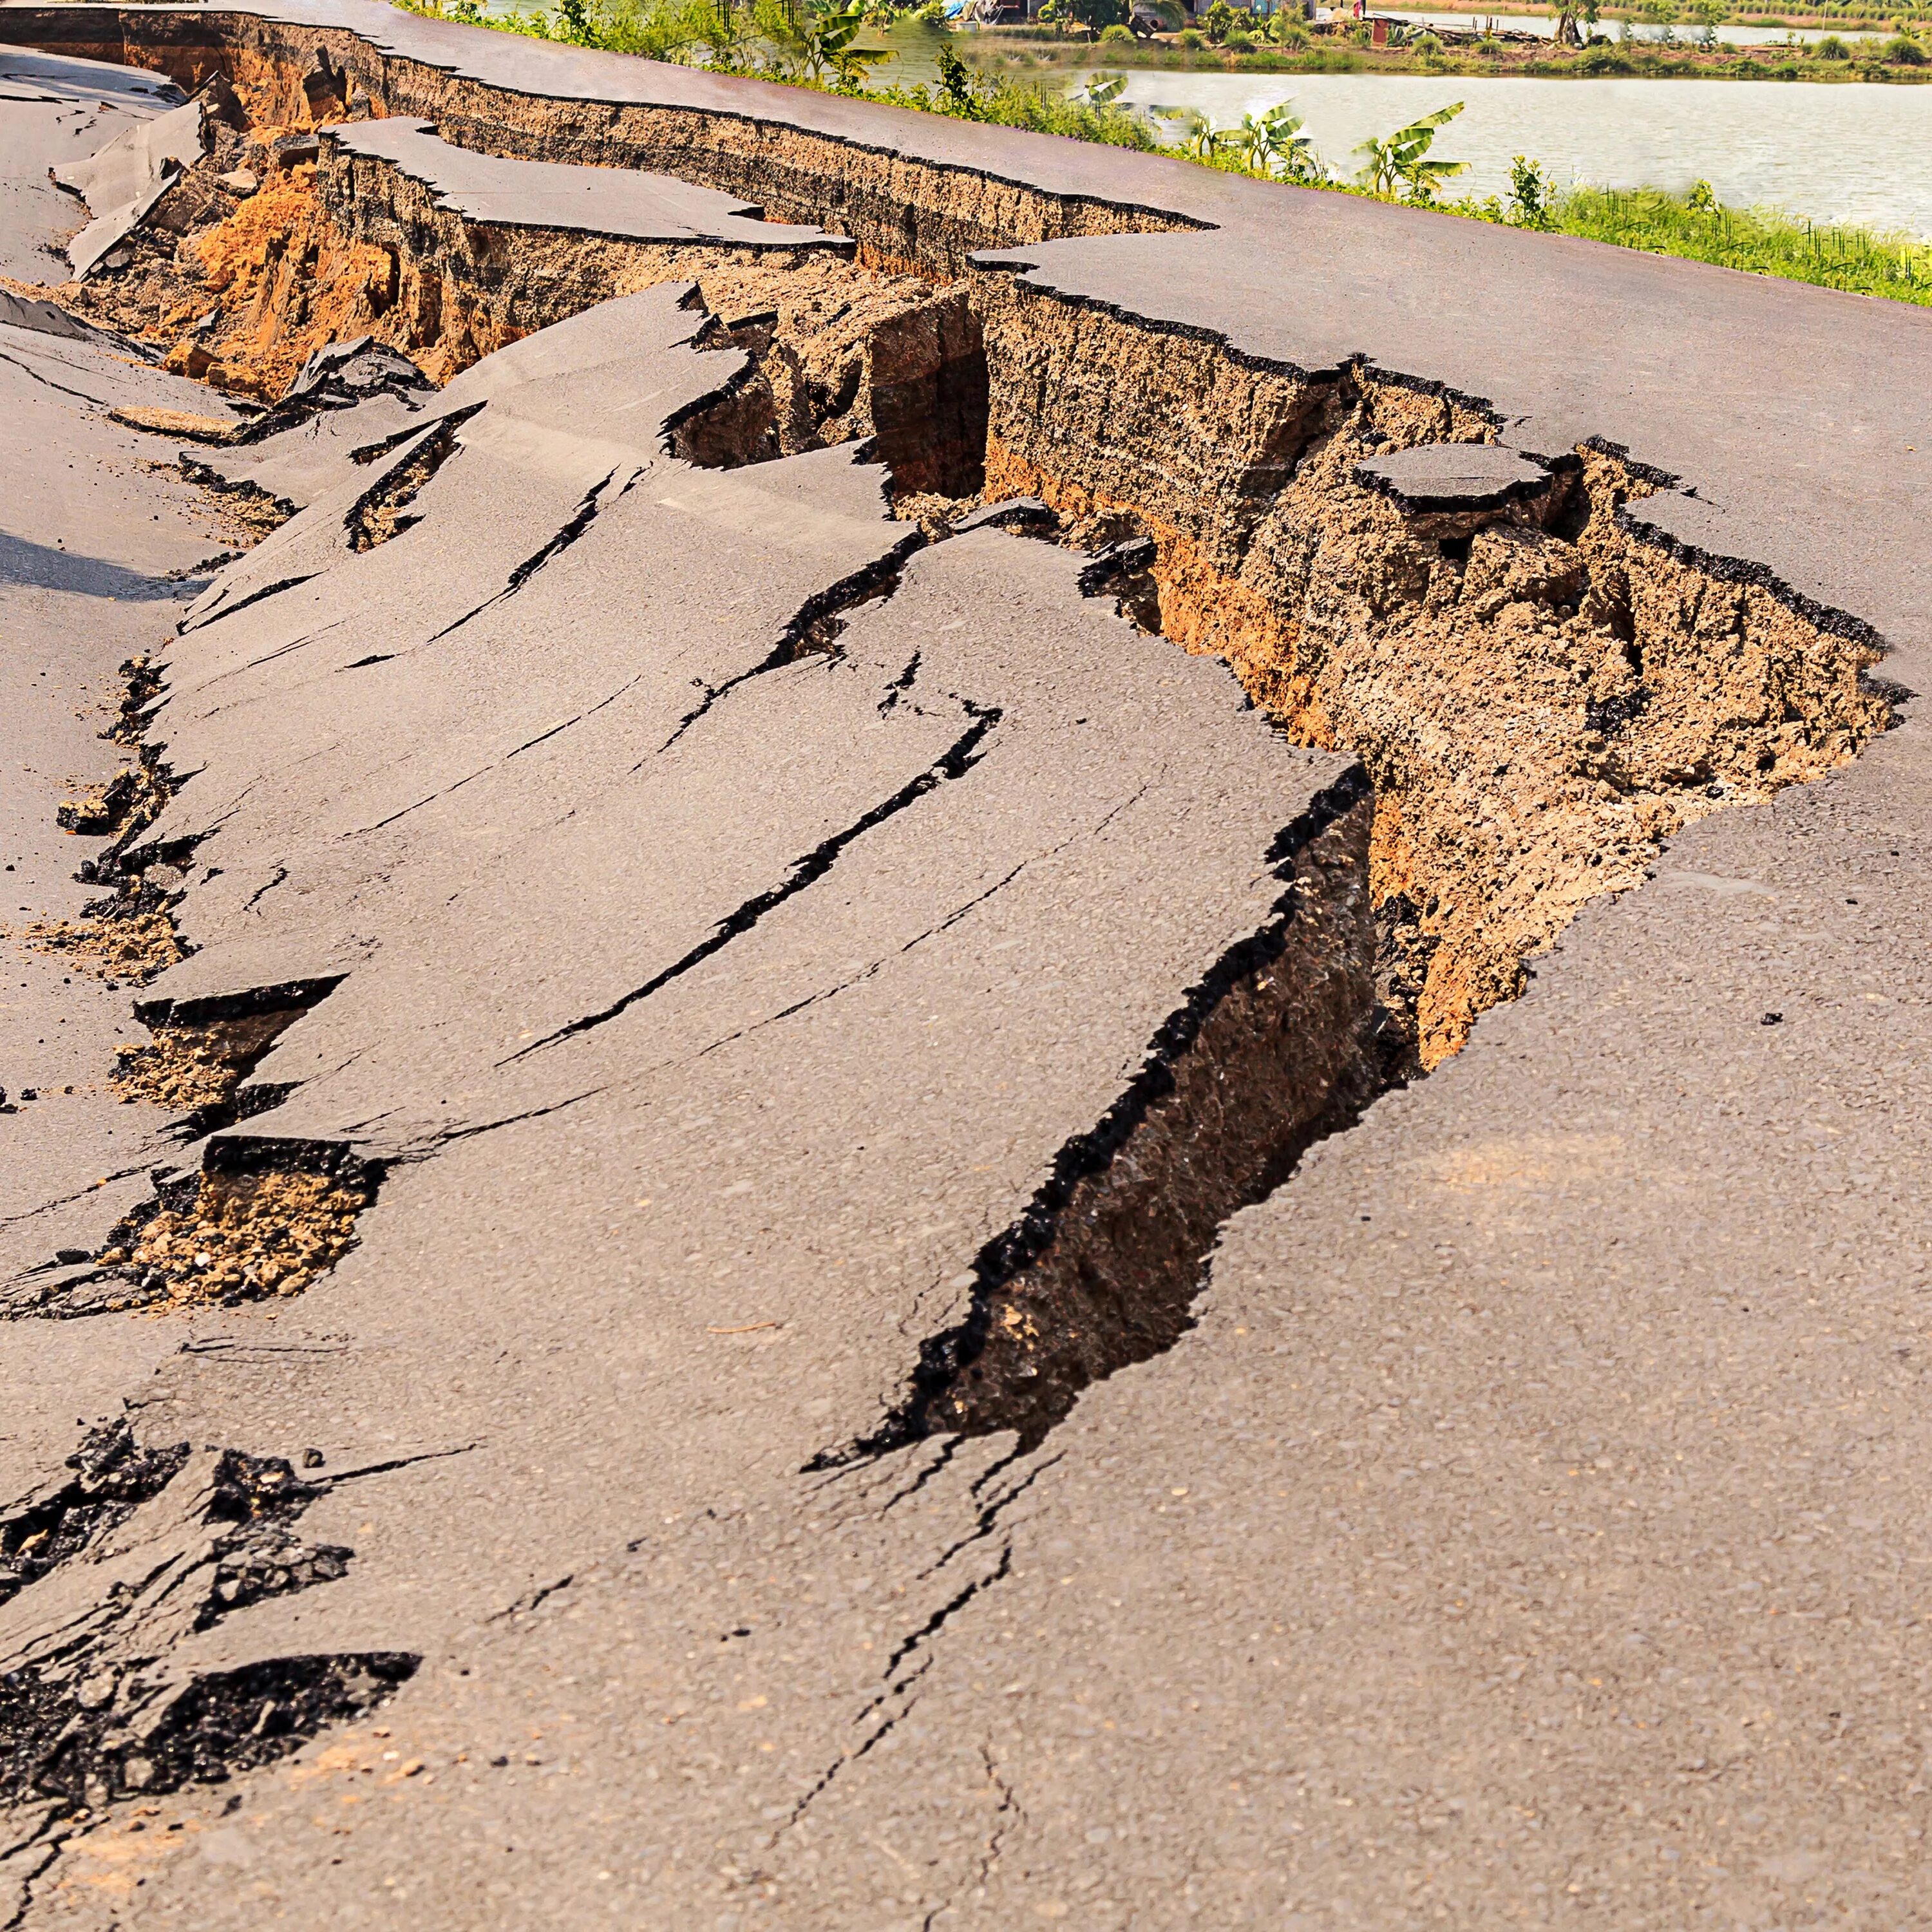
[1101,72,1932,232]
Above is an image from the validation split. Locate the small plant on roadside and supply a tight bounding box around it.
[1174,106,1226,156]
[1508,153,1553,226]
[934,33,980,105]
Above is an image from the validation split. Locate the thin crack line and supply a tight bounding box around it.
[179,573,317,634]
[0,1163,154,1227]
[424,467,627,645]
[920,1454,1064,1583]
[241,866,287,913]
[649,531,926,762]
[694,781,1146,1064]
[0,344,111,407]
[504,703,1002,1063]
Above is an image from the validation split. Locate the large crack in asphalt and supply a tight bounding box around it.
[3,31,1911,1894]
[816,766,1379,1462]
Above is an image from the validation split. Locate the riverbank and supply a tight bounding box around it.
[1103,70,1932,239]
[965,21,1932,83]
[1369,0,1928,25]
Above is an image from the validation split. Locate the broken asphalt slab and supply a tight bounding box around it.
[0,13,1928,1926]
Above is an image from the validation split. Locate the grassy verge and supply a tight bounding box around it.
[1540,185,1932,299]
[395,0,1932,307]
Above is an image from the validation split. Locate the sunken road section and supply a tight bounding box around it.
[1,10,1929,1929]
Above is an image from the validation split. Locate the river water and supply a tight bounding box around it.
[1103,73,1932,232]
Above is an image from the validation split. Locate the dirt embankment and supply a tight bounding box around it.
[974,278,1888,1064]
[11,5,1200,279]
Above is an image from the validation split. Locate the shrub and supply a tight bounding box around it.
[1814,30,1850,52]
[1178,25,1206,44]
[1099,19,1135,37]
[1224,25,1255,44]
[1882,30,1927,57]
[1508,153,1552,226]
[1575,40,1633,68]
[1275,19,1311,44]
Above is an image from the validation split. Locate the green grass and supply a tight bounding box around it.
[391,0,1932,308]
[1541,186,1932,303]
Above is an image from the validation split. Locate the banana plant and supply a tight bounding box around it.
[827,0,894,83]
[1231,99,1319,180]
[790,0,889,82]
[1171,108,1226,160]
[1354,100,1467,203]
[1069,68,1130,102]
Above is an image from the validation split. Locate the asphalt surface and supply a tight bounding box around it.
[0,75,243,1519]
[0,44,182,281]
[1,19,1931,1929]
[329,115,844,251]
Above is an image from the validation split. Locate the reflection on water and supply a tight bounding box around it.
[1106,73,1932,233]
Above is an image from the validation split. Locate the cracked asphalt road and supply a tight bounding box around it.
[3,20,1932,1929]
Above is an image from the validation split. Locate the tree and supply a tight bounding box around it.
[1353,100,1468,203]
[1066,0,1130,27]
[1203,0,1238,41]
[1549,0,1598,45]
